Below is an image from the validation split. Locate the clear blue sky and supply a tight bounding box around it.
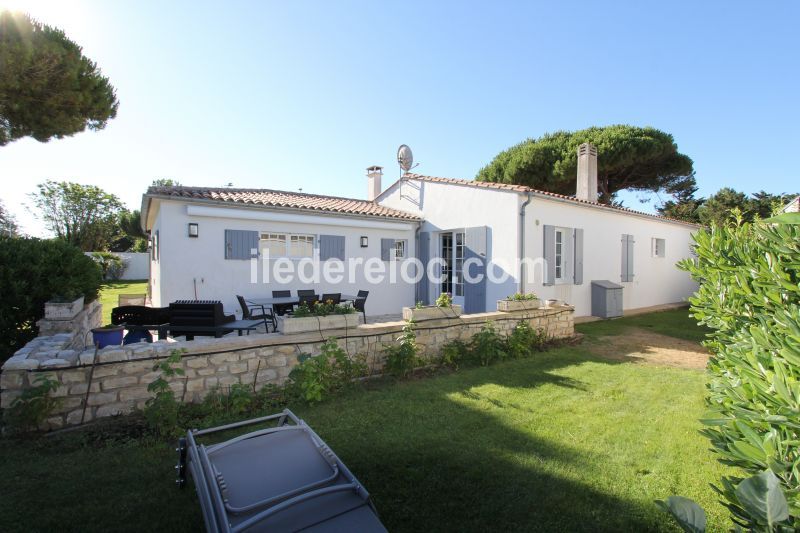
[2,0,798,236]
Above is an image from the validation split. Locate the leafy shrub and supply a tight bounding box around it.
[507,321,547,358]
[143,349,185,437]
[291,301,356,318]
[675,213,799,529]
[439,340,468,369]
[288,338,367,403]
[3,375,61,433]
[383,320,419,377]
[435,292,453,307]
[468,321,507,366]
[90,251,127,280]
[0,236,101,361]
[506,292,539,301]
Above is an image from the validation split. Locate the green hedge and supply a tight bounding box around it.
[0,237,101,362]
[678,215,799,529]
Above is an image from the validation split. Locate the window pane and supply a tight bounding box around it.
[289,235,313,257]
[261,234,286,257]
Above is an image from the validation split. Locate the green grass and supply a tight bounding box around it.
[576,308,710,343]
[98,280,148,325]
[0,310,730,532]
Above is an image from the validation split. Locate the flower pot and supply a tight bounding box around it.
[282,313,360,335]
[92,326,125,348]
[402,305,463,321]
[496,299,541,312]
[44,296,85,320]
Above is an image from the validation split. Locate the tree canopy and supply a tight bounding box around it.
[0,199,18,236]
[0,11,118,146]
[657,187,797,225]
[30,180,125,251]
[476,125,695,204]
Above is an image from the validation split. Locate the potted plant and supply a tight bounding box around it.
[402,293,463,321]
[282,301,360,335]
[44,292,85,320]
[92,324,125,348]
[497,292,541,312]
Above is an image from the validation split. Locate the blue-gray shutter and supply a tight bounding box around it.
[319,235,345,261]
[380,238,394,261]
[464,226,488,313]
[573,228,584,285]
[417,232,430,304]
[621,234,634,282]
[225,229,259,260]
[543,225,555,286]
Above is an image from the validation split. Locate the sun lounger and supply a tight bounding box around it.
[176,409,387,533]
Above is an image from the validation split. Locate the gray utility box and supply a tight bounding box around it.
[591,280,623,318]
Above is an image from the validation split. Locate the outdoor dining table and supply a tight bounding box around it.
[245,295,360,307]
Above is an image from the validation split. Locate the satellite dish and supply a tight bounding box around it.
[397,144,414,173]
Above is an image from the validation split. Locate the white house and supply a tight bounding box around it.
[140,182,420,316]
[141,143,699,319]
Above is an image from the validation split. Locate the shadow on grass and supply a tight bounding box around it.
[0,346,687,532]
[297,350,674,532]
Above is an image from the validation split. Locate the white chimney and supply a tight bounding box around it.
[576,142,598,203]
[367,165,383,201]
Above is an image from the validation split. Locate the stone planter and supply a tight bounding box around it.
[496,299,541,312]
[402,305,462,321]
[282,313,360,335]
[44,296,85,320]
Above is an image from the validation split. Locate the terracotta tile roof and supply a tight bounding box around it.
[402,173,700,227]
[146,186,421,221]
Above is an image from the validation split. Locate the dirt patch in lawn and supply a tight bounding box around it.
[587,327,709,369]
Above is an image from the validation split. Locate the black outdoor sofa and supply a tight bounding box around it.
[112,301,244,342]
[177,409,387,533]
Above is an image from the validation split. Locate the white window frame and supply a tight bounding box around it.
[652,238,666,258]
[259,232,315,258]
[393,239,406,261]
[554,228,565,282]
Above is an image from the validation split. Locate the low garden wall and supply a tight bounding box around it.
[0,305,574,430]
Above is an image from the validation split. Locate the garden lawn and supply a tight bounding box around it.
[98,280,148,325]
[0,310,730,532]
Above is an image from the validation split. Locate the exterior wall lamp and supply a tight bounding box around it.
[188,223,199,238]
[360,236,368,248]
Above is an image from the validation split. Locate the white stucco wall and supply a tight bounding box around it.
[521,196,698,317]
[379,179,521,308]
[379,177,698,317]
[148,200,417,316]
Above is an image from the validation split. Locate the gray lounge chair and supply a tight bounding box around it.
[177,409,387,533]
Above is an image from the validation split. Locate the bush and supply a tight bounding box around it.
[2,375,61,434]
[507,321,547,359]
[143,349,185,437]
[468,322,507,366]
[677,214,799,529]
[0,237,101,361]
[90,251,127,280]
[383,320,419,377]
[288,338,367,403]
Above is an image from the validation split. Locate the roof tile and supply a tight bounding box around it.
[403,173,700,227]
[146,186,421,221]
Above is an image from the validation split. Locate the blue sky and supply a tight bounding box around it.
[2,0,798,236]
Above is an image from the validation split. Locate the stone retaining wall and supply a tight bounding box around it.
[0,306,574,430]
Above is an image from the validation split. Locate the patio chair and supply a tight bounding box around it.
[118,293,146,307]
[271,290,293,317]
[321,293,341,304]
[354,290,369,324]
[237,295,276,332]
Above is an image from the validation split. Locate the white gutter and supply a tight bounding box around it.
[518,191,532,292]
[185,205,417,231]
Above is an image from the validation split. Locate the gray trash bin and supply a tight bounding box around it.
[177,409,388,533]
[591,280,623,318]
